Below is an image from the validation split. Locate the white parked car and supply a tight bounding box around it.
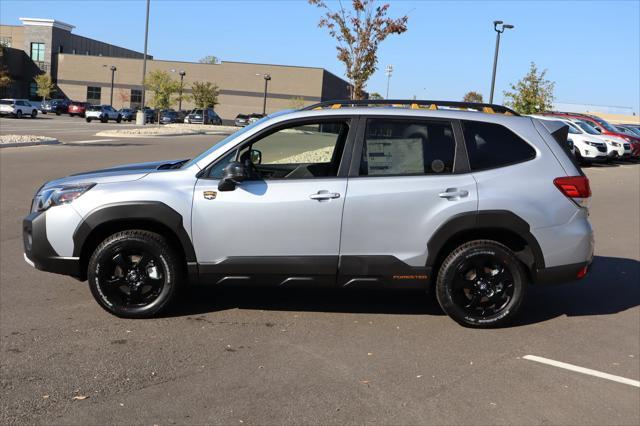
[85,105,122,123]
[530,115,607,163]
[570,119,631,159]
[0,98,39,119]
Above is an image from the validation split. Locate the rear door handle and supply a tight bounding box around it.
[438,189,469,199]
[310,190,341,201]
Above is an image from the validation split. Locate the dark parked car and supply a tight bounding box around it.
[159,110,183,124]
[118,108,135,122]
[68,101,90,117]
[187,108,222,125]
[234,113,250,127]
[140,107,156,123]
[41,99,71,115]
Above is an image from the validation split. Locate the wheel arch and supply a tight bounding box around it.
[426,210,544,280]
[73,202,196,281]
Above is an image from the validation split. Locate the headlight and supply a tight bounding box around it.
[32,183,95,212]
[586,141,599,147]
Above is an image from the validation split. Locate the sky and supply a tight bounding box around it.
[2,0,639,114]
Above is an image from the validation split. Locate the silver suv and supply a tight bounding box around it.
[85,105,122,123]
[23,100,594,327]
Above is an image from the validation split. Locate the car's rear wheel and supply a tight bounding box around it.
[435,240,527,328]
[116,115,122,123]
[16,110,23,119]
[86,117,92,122]
[31,110,37,118]
[69,113,74,117]
[88,230,181,318]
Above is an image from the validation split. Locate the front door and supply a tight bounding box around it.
[192,118,353,286]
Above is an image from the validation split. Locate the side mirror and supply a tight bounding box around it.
[218,161,248,191]
[250,149,262,165]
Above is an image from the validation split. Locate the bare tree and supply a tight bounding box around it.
[309,0,408,100]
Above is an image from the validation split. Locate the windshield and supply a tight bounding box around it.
[625,126,640,136]
[589,116,618,132]
[184,110,293,168]
[575,120,601,135]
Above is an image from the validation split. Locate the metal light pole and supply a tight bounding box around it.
[489,20,514,104]
[137,0,151,125]
[178,70,185,111]
[257,73,271,115]
[385,65,393,99]
[109,66,116,106]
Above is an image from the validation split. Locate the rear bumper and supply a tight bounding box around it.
[533,261,591,285]
[23,211,81,279]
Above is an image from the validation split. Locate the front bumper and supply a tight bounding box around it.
[23,211,81,278]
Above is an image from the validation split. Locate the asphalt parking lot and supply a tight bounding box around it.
[1,115,639,425]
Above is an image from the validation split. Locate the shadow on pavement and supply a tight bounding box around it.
[169,255,639,323]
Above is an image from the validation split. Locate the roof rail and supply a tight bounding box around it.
[302,99,520,116]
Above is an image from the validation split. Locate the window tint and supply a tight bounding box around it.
[359,119,455,176]
[462,121,535,171]
[87,86,101,104]
[208,149,238,179]
[238,121,349,180]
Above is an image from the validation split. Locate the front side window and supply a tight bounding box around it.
[213,120,349,180]
[30,42,45,62]
[462,120,536,171]
[87,86,101,104]
[359,119,456,176]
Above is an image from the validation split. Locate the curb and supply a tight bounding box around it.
[95,131,233,138]
[0,139,60,148]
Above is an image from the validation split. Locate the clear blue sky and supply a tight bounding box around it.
[2,0,639,113]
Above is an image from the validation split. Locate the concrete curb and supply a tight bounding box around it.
[0,139,60,148]
[95,131,233,138]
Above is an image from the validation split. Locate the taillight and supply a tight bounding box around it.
[554,176,591,207]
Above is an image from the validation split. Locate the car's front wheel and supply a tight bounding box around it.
[16,110,23,119]
[116,115,122,123]
[31,110,37,118]
[86,117,92,122]
[435,240,527,328]
[88,230,181,318]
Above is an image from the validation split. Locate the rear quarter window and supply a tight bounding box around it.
[462,121,536,171]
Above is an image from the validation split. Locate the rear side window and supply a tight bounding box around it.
[462,121,536,171]
[359,119,456,176]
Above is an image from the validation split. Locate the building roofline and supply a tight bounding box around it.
[19,18,75,32]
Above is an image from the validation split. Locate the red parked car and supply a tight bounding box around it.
[543,112,640,158]
[68,101,90,117]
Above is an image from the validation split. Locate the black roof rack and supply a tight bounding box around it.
[302,99,519,116]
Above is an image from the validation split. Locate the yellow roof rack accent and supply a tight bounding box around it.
[330,104,342,109]
[482,107,495,114]
[301,100,519,116]
[410,103,419,109]
[429,104,438,110]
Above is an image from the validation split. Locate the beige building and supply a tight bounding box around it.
[1,17,350,119]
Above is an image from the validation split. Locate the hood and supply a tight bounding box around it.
[41,159,187,189]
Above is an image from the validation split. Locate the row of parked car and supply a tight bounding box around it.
[531,112,640,163]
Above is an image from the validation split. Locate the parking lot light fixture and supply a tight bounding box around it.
[385,65,393,99]
[109,66,117,107]
[489,20,514,104]
[257,73,271,115]
[178,70,186,111]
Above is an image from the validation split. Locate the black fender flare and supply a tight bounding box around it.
[426,210,545,270]
[72,201,196,263]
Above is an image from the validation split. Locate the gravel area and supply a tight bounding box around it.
[0,134,59,148]
[96,124,238,138]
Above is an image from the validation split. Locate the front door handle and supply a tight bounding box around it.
[438,188,469,199]
[310,190,341,201]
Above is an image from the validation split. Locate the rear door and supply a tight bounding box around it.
[339,116,478,287]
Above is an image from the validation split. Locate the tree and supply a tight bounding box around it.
[117,88,130,106]
[289,96,306,109]
[0,47,12,89]
[503,62,555,114]
[309,0,408,100]
[462,91,483,103]
[189,81,219,108]
[144,70,180,112]
[369,92,384,100]
[34,73,54,102]
[199,55,220,65]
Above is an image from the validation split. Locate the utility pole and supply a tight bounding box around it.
[137,0,151,124]
[109,66,116,106]
[489,20,514,104]
[257,73,271,115]
[178,70,185,111]
[385,65,393,99]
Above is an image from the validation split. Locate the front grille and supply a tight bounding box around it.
[624,143,630,149]
[596,145,607,153]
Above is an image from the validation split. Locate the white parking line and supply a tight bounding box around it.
[65,139,116,144]
[523,355,640,388]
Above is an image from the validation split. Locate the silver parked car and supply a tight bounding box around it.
[85,105,122,123]
[23,100,594,327]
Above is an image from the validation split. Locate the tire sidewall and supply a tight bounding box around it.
[88,234,177,318]
[436,242,526,328]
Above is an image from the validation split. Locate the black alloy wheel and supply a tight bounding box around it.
[436,240,526,328]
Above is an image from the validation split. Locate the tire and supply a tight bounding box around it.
[435,240,527,328]
[86,117,92,123]
[31,109,37,118]
[15,110,23,119]
[69,113,74,117]
[88,230,182,318]
[116,115,122,123]
[56,111,61,116]
[42,111,47,115]
[101,116,107,123]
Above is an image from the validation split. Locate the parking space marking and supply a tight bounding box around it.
[65,139,116,144]
[523,355,640,388]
